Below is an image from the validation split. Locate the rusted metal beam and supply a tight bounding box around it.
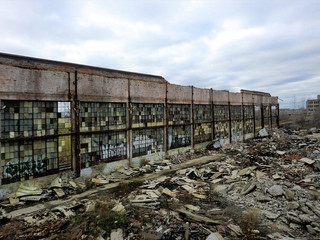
[270,104,273,129]
[191,86,195,149]
[210,89,215,141]
[128,79,132,165]
[74,71,81,177]
[242,94,245,142]
[277,104,280,128]
[253,104,256,137]
[165,81,169,158]
[261,105,264,129]
[228,93,232,144]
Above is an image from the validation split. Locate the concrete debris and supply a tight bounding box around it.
[53,188,65,197]
[162,188,176,198]
[49,177,62,188]
[299,157,315,165]
[206,232,224,240]
[227,224,243,236]
[15,184,43,197]
[206,140,221,150]
[112,202,125,213]
[177,208,222,225]
[1,127,320,239]
[268,185,284,197]
[20,195,45,202]
[258,128,269,137]
[241,181,256,195]
[110,228,123,240]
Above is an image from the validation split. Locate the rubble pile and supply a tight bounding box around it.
[0,127,320,240]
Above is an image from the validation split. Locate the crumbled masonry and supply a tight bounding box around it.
[1,127,320,240]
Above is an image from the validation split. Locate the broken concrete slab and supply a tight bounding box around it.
[162,188,176,198]
[227,224,243,237]
[54,188,65,197]
[299,157,315,165]
[258,128,269,137]
[206,232,224,240]
[15,184,43,198]
[268,185,284,197]
[185,204,200,212]
[177,208,222,225]
[241,182,256,195]
[112,202,125,213]
[110,228,124,240]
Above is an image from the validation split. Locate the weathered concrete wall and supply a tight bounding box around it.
[0,53,279,192]
[167,84,192,104]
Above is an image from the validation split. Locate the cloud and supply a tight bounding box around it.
[0,0,319,108]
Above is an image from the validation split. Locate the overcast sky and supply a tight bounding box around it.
[1,0,319,108]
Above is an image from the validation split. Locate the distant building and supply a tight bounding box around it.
[306,95,320,116]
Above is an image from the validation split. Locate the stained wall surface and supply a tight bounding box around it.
[0,53,279,185]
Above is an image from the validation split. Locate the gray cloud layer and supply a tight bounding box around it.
[1,0,320,108]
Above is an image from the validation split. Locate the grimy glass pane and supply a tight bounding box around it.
[214,121,229,140]
[169,104,191,125]
[244,105,254,119]
[214,105,229,121]
[1,142,19,181]
[195,104,212,123]
[169,125,191,149]
[1,100,19,139]
[231,105,242,120]
[132,128,164,157]
[80,131,127,168]
[132,103,164,128]
[58,102,72,170]
[244,119,254,135]
[195,123,212,143]
[231,119,243,142]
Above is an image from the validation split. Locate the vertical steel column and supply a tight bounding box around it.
[74,71,81,177]
[30,101,34,180]
[276,104,280,128]
[165,82,169,159]
[0,99,2,185]
[270,104,273,129]
[127,79,132,165]
[261,104,264,129]
[253,103,256,137]
[210,89,215,140]
[269,104,272,127]
[68,72,74,171]
[242,94,245,142]
[228,92,232,144]
[191,86,195,148]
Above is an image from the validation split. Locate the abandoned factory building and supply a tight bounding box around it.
[0,52,279,188]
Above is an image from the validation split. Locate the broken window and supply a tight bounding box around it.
[194,104,212,122]
[132,103,164,128]
[255,106,262,135]
[169,104,191,124]
[271,106,278,128]
[213,105,229,121]
[169,125,191,149]
[132,128,164,157]
[263,105,270,128]
[215,121,229,142]
[80,102,126,132]
[230,105,242,120]
[195,123,212,143]
[1,100,71,183]
[80,131,127,168]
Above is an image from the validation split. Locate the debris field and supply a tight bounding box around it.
[1,127,320,240]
